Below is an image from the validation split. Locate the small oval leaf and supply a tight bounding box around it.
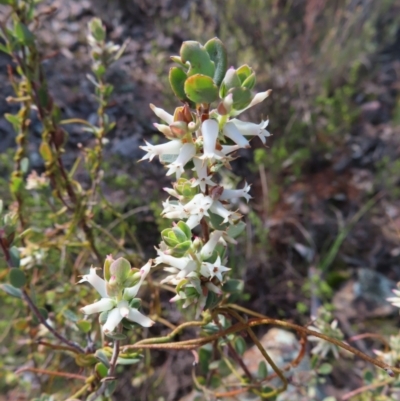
[204,37,228,86]
[184,74,218,104]
[9,268,26,288]
[180,41,215,78]
[169,67,188,103]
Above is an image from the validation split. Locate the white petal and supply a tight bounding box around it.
[127,308,155,327]
[166,143,196,178]
[192,158,215,192]
[223,122,250,148]
[117,300,130,318]
[150,103,174,125]
[220,182,252,203]
[220,144,240,155]
[205,282,222,294]
[156,252,194,270]
[154,123,172,137]
[231,90,272,117]
[200,119,220,161]
[209,200,233,224]
[201,231,223,260]
[124,260,152,299]
[81,298,114,315]
[103,308,124,333]
[78,267,108,298]
[140,140,182,162]
[186,214,203,229]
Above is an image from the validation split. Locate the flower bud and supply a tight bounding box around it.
[103,254,114,281]
[109,257,131,283]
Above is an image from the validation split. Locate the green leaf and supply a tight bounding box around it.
[180,41,215,78]
[39,142,52,163]
[9,246,20,267]
[184,74,218,104]
[0,42,9,54]
[257,360,268,379]
[95,350,110,368]
[89,18,106,42]
[116,356,141,365]
[95,362,108,378]
[14,22,34,44]
[63,309,78,322]
[169,67,188,103]
[204,290,220,310]
[229,87,252,110]
[226,221,245,239]
[20,157,29,174]
[318,363,333,375]
[236,65,253,83]
[170,240,192,257]
[128,298,142,309]
[0,199,3,214]
[242,72,256,90]
[105,332,127,341]
[9,268,26,288]
[10,176,24,196]
[38,85,49,109]
[5,113,21,130]
[105,380,117,397]
[234,336,246,356]
[198,346,212,374]
[177,221,191,239]
[207,210,228,231]
[76,319,92,333]
[222,279,243,294]
[204,37,227,86]
[0,283,22,298]
[172,226,187,243]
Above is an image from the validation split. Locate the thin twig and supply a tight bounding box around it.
[21,289,85,354]
[15,367,86,381]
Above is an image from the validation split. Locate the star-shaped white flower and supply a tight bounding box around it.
[79,262,154,332]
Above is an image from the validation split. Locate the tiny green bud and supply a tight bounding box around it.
[109,257,131,283]
[103,254,114,281]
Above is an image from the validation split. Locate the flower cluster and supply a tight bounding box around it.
[308,309,344,359]
[139,39,271,313]
[79,256,154,334]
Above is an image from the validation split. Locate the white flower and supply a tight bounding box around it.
[200,231,223,260]
[162,193,239,228]
[124,260,152,299]
[162,194,213,229]
[308,320,341,359]
[156,250,198,285]
[79,262,154,332]
[230,119,270,144]
[220,182,252,203]
[166,143,196,178]
[26,171,49,190]
[387,287,400,308]
[223,121,250,148]
[209,200,238,224]
[154,123,173,138]
[150,103,174,125]
[200,119,221,162]
[231,89,272,117]
[201,256,230,282]
[140,139,182,162]
[192,158,215,192]
[78,267,108,298]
